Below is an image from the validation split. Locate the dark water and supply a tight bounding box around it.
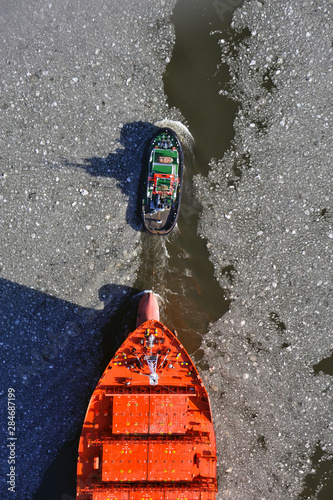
[164,0,239,172]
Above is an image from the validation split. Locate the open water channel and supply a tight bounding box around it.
[135,0,240,362]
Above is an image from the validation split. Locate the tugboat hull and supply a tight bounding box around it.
[141,127,184,235]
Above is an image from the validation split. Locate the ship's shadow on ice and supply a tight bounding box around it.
[0,277,142,500]
[63,121,159,232]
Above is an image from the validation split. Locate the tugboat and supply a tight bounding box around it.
[76,292,218,499]
[141,128,184,235]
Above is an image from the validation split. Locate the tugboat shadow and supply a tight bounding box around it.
[63,121,159,231]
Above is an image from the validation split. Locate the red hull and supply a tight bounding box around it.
[76,301,217,499]
[136,292,160,327]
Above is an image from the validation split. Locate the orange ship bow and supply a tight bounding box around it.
[76,292,217,500]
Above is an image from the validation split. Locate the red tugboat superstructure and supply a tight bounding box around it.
[77,292,217,500]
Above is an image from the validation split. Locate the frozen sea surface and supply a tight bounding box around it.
[195,0,333,498]
[1,0,332,499]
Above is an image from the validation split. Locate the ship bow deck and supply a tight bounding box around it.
[77,320,217,500]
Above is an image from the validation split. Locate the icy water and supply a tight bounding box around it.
[33,1,332,499]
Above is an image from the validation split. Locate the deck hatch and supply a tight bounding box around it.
[148,441,193,481]
[164,492,203,500]
[112,395,149,434]
[149,394,188,434]
[102,442,148,482]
